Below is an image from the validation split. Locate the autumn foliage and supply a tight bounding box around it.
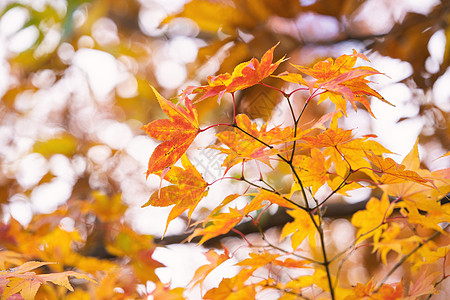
[138,45,450,299]
[2,0,450,299]
[0,33,448,297]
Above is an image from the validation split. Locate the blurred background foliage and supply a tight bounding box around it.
[0,0,449,298]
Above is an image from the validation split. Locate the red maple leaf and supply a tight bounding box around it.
[182,43,285,102]
[142,87,200,176]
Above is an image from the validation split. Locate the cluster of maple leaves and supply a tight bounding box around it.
[0,191,172,299]
[141,45,450,299]
[1,44,449,299]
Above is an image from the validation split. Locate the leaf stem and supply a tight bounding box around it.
[231,92,236,123]
[234,124,274,149]
[240,177,306,211]
[260,81,285,95]
[287,87,309,97]
[231,228,253,246]
[207,176,242,186]
[312,171,353,209]
[249,216,323,265]
[199,122,234,132]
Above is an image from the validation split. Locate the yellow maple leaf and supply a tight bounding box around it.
[142,154,208,236]
[382,139,450,214]
[280,209,318,249]
[351,194,393,240]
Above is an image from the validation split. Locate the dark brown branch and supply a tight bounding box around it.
[157,199,369,247]
[157,194,449,247]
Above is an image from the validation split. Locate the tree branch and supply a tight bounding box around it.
[157,194,449,247]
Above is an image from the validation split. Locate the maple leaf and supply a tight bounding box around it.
[247,189,298,211]
[280,209,319,250]
[166,190,277,245]
[237,251,309,273]
[203,269,255,300]
[372,222,422,265]
[164,0,267,34]
[212,114,293,173]
[347,280,403,300]
[412,243,450,272]
[0,251,23,270]
[381,140,450,214]
[299,127,355,179]
[236,252,281,271]
[142,155,208,236]
[401,205,450,233]
[189,248,230,288]
[301,128,354,148]
[294,148,331,195]
[182,44,285,102]
[281,268,330,295]
[0,261,95,300]
[210,194,241,215]
[188,207,244,245]
[142,87,200,176]
[273,257,310,269]
[197,190,302,243]
[17,227,84,272]
[333,136,392,176]
[366,152,433,187]
[105,224,164,283]
[404,270,439,300]
[150,282,185,300]
[351,194,393,240]
[299,128,391,178]
[279,51,391,116]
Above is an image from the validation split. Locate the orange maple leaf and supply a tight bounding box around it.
[210,194,241,215]
[300,128,354,148]
[211,114,292,173]
[187,190,290,245]
[294,148,331,195]
[329,136,392,177]
[236,252,281,271]
[188,207,244,245]
[142,155,208,236]
[189,248,230,288]
[281,268,329,293]
[182,43,285,102]
[247,189,298,211]
[348,280,403,300]
[299,128,391,179]
[236,251,309,272]
[366,152,432,187]
[142,87,200,176]
[280,51,391,116]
